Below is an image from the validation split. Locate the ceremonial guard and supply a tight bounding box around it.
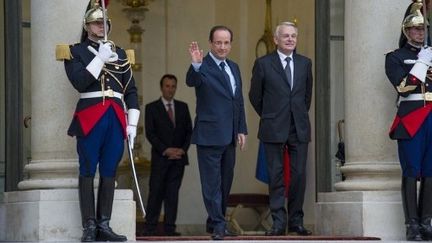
[56,0,139,241]
[385,1,432,241]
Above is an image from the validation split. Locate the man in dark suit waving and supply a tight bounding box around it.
[186,25,247,240]
[144,74,192,236]
[249,22,313,236]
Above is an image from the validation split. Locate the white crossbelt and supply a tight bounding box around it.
[398,93,432,104]
[80,89,123,99]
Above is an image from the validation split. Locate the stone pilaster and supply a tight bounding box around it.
[316,0,410,240]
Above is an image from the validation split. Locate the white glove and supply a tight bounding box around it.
[92,40,118,62]
[86,41,118,79]
[418,47,432,66]
[409,47,432,83]
[127,109,140,149]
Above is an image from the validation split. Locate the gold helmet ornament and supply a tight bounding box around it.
[83,0,111,32]
[402,0,427,39]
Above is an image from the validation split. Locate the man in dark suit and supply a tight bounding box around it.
[186,25,247,240]
[249,22,313,236]
[144,74,192,236]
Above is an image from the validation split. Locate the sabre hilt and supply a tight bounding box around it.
[87,40,118,63]
[102,39,116,53]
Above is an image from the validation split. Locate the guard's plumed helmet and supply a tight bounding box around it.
[83,0,111,29]
[402,0,427,38]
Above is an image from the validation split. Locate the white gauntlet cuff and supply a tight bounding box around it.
[409,61,429,83]
[127,109,140,126]
[86,56,104,79]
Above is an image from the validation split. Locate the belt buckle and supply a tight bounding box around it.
[425,92,432,101]
[105,89,114,97]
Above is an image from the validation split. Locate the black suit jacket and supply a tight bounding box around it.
[249,51,313,143]
[145,99,192,165]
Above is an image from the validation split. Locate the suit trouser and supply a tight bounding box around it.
[197,144,235,233]
[263,136,308,230]
[145,159,185,233]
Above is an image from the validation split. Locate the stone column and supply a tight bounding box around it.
[0,1,135,241]
[17,0,83,189]
[315,0,410,240]
[334,0,407,191]
[19,0,85,187]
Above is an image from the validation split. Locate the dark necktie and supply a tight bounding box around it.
[285,57,293,89]
[219,62,234,94]
[167,103,175,126]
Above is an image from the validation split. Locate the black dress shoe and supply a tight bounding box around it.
[265,228,285,236]
[224,229,237,236]
[288,225,312,236]
[211,231,224,240]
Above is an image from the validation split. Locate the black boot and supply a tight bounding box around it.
[95,177,127,242]
[419,177,432,240]
[79,176,97,242]
[402,177,422,241]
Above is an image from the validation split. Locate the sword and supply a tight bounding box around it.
[100,0,108,42]
[126,139,146,218]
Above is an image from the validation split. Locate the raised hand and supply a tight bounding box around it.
[409,46,432,83]
[189,41,204,63]
[87,40,118,63]
[418,46,432,66]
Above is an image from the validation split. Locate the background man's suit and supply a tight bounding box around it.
[144,98,192,234]
[249,50,313,232]
[186,53,247,234]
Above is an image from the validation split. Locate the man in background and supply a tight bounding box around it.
[144,74,192,236]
